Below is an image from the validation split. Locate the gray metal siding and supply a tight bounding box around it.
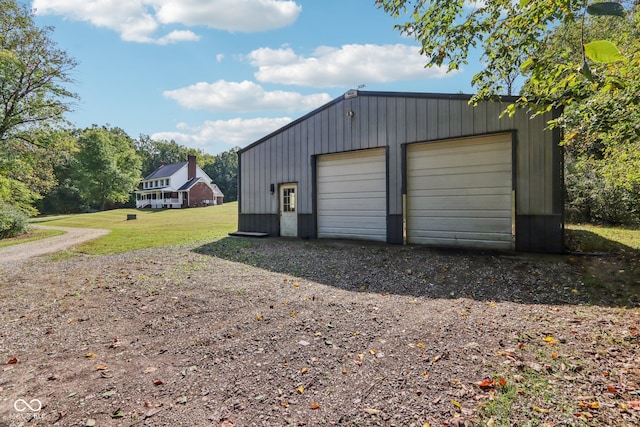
[238,91,561,252]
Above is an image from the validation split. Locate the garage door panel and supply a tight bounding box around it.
[408,173,511,191]
[409,164,511,179]
[318,149,387,241]
[408,194,511,211]
[408,217,512,234]
[406,134,513,250]
[317,178,383,192]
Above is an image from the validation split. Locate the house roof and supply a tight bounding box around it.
[178,177,200,191]
[144,161,187,180]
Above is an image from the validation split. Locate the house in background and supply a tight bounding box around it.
[135,155,224,208]
[236,90,563,253]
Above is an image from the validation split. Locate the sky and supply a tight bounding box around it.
[29,0,484,155]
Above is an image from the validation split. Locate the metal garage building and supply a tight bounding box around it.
[237,91,563,253]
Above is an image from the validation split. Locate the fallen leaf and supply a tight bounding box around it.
[459,311,468,317]
[417,343,425,348]
[300,367,308,374]
[478,378,495,389]
[293,282,300,287]
[497,377,507,387]
[451,400,462,409]
[290,312,298,318]
[95,365,108,370]
[111,411,124,419]
[6,357,17,364]
[579,401,599,409]
[256,315,263,321]
[422,371,429,378]
[574,411,593,419]
[280,401,289,408]
[550,352,559,358]
[153,379,163,385]
[310,403,320,409]
[297,385,304,394]
[607,385,618,393]
[543,336,558,345]
[342,369,347,375]
[369,349,377,355]
[363,408,380,415]
[85,353,95,359]
[533,405,549,413]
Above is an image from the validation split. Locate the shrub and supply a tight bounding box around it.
[0,202,29,239]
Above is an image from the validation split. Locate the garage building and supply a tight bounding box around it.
[237,91,563,253]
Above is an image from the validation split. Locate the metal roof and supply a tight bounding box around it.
[144,161,187,180]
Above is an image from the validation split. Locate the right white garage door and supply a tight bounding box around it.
[406,133,514,250]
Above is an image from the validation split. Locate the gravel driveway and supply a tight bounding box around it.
[0,236,638,426]
[0,225,109,267]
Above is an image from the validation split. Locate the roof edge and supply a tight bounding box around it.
[238,90,520,154]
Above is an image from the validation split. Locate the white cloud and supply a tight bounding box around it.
[151,117,293,149]
[154,0,301,32]
[249,44,454,87]
[163,80,332,113]
[32,0,301,43]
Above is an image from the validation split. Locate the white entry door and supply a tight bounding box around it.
[280,183,297,237]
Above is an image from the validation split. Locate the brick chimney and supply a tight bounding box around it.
[188,154,196,180]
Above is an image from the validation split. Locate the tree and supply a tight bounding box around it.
[0,0,78,145]
[73,126,141,210]
[203,148,239,202]
[376,0,636,112]
[0,0,77,218]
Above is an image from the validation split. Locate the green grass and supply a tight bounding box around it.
[0,228,65,248]
[30,203,238,255]
[565,223,640,253]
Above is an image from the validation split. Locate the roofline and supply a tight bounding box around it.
[238,90,520,154]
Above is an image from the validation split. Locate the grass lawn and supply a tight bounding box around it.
[565,223,640,253]
[29,202,238,255]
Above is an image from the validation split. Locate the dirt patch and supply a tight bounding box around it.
[0,237,638,426]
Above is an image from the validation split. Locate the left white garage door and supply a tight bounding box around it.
[317,148,387,241]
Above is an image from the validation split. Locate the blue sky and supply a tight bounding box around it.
[30,0,483,155]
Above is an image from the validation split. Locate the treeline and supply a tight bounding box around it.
[36,126,239,215]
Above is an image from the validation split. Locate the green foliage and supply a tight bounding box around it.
[565,153,640,225]
[0,201,29,238]
[202,147,239,202]
[73,126,141,210]
[0,0,78,145]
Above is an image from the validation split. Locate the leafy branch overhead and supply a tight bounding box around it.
[376,0,636,111]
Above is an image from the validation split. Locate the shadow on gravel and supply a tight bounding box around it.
[194,234,639,308]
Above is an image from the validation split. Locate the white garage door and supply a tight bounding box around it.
[406,134,514,250]
[317,148,387,241]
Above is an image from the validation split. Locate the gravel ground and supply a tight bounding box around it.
[0,236,638,427]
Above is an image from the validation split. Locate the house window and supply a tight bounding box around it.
[282,188,296,212]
